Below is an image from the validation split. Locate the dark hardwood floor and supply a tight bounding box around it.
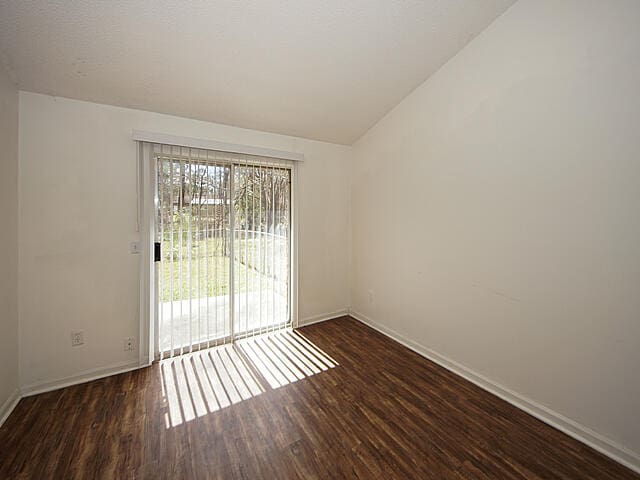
[0,316,637,479]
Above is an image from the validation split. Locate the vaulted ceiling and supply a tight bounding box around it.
[0,0,514,144]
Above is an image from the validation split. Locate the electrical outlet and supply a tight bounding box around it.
[71,331,84,347]
[124,337,136,351]
[130,241,141,254]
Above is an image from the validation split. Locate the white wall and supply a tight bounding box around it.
[18,93,350,390]
[351,0,640,465]
[0,64,19,417]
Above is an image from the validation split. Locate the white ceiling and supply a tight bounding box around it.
[0,0,514,144]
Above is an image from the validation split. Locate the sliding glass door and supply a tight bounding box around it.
[232,164,291,338]
[154,145,292,358]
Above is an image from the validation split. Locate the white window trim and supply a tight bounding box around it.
[132,130,304,162]
[136,139,300,366]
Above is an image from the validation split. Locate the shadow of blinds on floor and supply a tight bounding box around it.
[159,329,338,428]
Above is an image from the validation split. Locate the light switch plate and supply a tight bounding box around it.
[130,241,140,254]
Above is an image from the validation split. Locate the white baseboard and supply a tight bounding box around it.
[17,310,350,399]
[13,309,348,401]
[349,310,640,475]
[0,388,21,428]
[20,360,142,397]
[299,309,349,327]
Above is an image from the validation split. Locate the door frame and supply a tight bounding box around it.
[137,142,299,365]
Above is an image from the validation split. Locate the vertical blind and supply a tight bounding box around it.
[151,143,293,359]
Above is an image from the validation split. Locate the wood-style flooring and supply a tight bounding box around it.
[0,316,637,479]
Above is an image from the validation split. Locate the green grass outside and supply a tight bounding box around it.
[159,236,289,302]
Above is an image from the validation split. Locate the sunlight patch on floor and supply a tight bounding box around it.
[160,329,338,428]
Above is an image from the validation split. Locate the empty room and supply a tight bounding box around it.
[1,1,639,478]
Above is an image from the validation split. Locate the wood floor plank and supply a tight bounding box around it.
[0,317,637,479]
